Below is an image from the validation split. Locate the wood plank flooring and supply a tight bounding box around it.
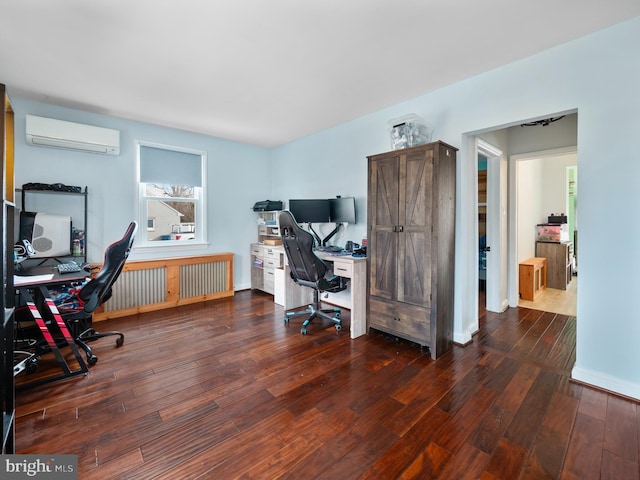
[14,290,639,479]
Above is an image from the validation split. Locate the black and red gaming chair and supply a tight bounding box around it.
[59,221,137,364]
[278,211,346,334]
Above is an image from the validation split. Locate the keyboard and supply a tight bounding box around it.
[317,245,344,253]
[57,262,82,274]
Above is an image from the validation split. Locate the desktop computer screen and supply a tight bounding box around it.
[19,211,72,258]
[329,197,356,224]
[288,199,330,223]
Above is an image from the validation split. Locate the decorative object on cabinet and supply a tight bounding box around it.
[535,241,573,290]
[536,223,569,243]
[367,141,457,359]
[388,114,431,150]
[1,83,16,453]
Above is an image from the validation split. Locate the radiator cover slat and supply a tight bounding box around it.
[180,261,227,298]
[105,267,167,312]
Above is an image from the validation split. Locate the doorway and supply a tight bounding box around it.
[509,148,578,317]
[465,113,578,334]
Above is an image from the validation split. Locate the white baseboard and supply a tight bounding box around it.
[572,365,640,401]
[453,326,477,346]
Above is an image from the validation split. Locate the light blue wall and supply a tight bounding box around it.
[271,16,640,399]
[10,15,640,399]
[11,97,271,289]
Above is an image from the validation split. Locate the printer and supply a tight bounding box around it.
[252,200,282,212]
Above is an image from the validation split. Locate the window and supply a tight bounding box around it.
[137,143,206,247]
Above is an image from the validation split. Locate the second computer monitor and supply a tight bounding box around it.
[329,197,356,224]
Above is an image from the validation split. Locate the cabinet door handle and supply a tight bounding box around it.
[398,225,403,232]
[392,225,404,233]
[393,316,401,322]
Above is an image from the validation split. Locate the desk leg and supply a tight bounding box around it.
[26,301,69,372]
[349,261,367,339]
[40,287,90,365]
[17,287,88,391]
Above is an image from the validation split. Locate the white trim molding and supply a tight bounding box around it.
[572,366,640,401]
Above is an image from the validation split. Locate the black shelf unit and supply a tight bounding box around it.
[1,82,15,454]
[20,186,88,264]
[2,205,15,454]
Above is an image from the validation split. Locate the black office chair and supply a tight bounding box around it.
[55,221,137,365]
[278,210,347,334]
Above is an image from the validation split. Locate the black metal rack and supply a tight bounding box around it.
[1,83,15,454]
[20,186,88,264]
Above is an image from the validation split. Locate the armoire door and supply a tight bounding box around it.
[368,155,398,300]
[398,147,433,308]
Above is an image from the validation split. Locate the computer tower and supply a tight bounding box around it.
[19,211,72,258]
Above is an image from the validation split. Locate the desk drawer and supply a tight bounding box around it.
[263,267,275,294]
[264,247,282,267]
[264,257,281,268]
[251,244,264,257]
[332,260,352,278]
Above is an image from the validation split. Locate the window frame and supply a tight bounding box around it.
[136,140,208,252]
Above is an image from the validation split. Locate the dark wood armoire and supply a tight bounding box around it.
[367,141,457,359]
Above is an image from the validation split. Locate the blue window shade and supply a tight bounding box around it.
[140,145,202,187]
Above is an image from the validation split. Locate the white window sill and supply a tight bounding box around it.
[134,241,210,255]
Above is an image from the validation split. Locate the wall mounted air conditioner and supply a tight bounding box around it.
[26,115,120,155]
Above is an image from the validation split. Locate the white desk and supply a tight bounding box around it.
[274,248,367,339]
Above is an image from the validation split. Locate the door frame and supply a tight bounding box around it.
[476,138,508,312]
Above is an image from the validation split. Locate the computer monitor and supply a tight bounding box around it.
[329,197,356,224]
[19,211,72,258]
[288,199,330,223]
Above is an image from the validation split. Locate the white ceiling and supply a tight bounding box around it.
[1,1,639,147]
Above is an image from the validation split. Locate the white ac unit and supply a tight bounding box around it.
[26,115,120,155]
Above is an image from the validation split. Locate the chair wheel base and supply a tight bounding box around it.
[26,358,39,374]
[284,302,343,335]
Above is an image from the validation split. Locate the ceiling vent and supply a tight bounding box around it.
[26,115,120,155]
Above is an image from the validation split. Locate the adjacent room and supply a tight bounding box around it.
[478,114,578,318]
[1,1,640,478]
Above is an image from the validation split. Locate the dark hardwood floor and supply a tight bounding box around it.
[14,290,639,479]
